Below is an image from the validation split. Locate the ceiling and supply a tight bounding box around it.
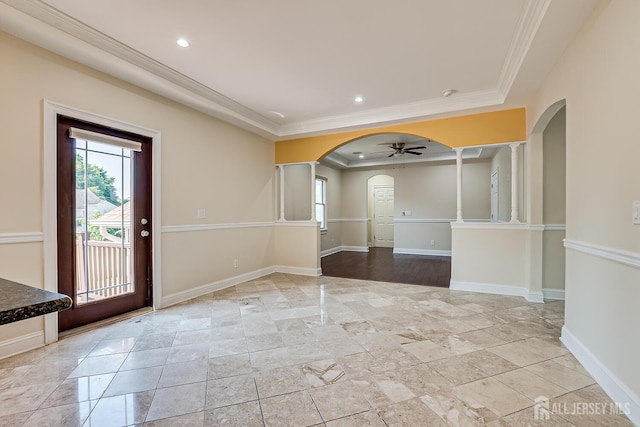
[0,0,597,143]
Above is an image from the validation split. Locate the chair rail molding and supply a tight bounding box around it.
[0,232,44,244]
[564,239,640,270]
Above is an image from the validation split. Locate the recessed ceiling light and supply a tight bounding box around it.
[359,154,365,159]
[354,96,364,103]
[176,38,190,48]
[442,89,456,97]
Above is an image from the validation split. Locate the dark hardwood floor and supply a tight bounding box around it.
[321,247,451,287]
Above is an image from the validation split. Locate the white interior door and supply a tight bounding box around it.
[373,186,394,247]
[491,169,499,222]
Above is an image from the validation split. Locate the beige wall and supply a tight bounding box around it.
[0,32,277,347]
[283,163,312,221]
[318,160,492,253]
[542,107,566,291]
[529,0,640,407]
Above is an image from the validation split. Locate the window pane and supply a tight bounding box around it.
[316,204,325,228]
[315,180,324,203]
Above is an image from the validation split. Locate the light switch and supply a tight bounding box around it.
[633,201,640,225]
[402,210,412,216]
[197,208,206,219]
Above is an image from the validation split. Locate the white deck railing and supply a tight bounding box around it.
[76,239,132,301]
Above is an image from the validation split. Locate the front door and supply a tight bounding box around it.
[57,115,152,331]
[373,186,394,248]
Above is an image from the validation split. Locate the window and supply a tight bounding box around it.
[315,177,327,230]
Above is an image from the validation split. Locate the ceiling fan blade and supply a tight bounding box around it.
[387,153,395,158]
[404,150,423,155]
[407,146,426,150]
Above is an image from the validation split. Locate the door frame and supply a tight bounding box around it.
[372,184,394,248]
[43,100,162,344]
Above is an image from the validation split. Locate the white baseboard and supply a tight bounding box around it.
[320,246,342,257]
[393,248,452,257]
[561,326,639,426]
[272,266,322,277]
[450,280,544,303]
[161,265,322,307]
[542,288,566,300]
[341,246,369,253]
[0,331,45,360]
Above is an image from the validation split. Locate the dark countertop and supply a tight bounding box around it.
[0,278,72,325]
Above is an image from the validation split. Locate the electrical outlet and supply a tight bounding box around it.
[233,259,239,268]
[197,209,206,219]
[633,201,640,225]
[430,240,435,246]
[402,210,412,216]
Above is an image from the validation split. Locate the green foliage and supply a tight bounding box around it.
[76,154,120,206]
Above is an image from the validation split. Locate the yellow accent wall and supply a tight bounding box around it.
[275,108,526,164]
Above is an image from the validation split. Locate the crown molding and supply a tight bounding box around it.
[1,0,550,140]
[497,0,551,98]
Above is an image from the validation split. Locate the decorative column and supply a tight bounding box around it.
[310,162,317,221]
[510,143,520,223]
[455,148,464,222]
[279,165,285,221]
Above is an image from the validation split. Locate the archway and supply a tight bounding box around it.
[532,100,567,300]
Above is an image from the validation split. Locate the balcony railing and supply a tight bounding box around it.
[75,239,132,302]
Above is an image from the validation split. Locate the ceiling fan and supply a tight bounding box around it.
[382,142,427,157]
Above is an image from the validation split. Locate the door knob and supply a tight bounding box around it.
[141,230,150,237]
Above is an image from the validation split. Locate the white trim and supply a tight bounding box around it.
[0,331,45,360]
[394,219,455,224]
[274,266,322,277]
[564,239,640,270]
[320,247,342,258]
[542,288,565,300]
[0,1,549,140]
[273,221,319,228]
[526,224,545,231]
[561,326,639,426]
[327,218,368,223]
[161,265,321,307]
[450,222,528,230]
[161,222,274,233]
[544,224,566,231]
[341,246,369,253]
[43,100,163,335]
[0,232,44,244]
[393,248,452,257]
[320,246,369,257]
[449,280,544,303]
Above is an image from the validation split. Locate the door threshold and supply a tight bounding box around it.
[59,307,154,339]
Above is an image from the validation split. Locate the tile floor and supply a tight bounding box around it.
[0,274,633,426]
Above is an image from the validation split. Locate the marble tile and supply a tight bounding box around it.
[121,347,171,371]
[85,391,154,426]
[143,410,204,427]
[551,384,634,427]
[254,366,307,398]
[0,411,33,426]
[68,353,127,378]
[454,377,533,417]
[309,380,371,421]
[21,401,93,427]
[208,337,247,358]
[321,338,366,358]
[488,335,569,367]
[428,350,518,385]
[0,381,61,416]
[145,382,206,422]
[325,410,387,426]
[204,400,264,426]
[488,405,577,426]
[131,332,176,351]
[245,333,285,352]
[208,353,252,380]
[401,340,455,362]
[165,343,210,364]
[495,368,569,399]
[551,353,591,376]
[40,373,114,408]
[103,366,163,397]
[205,374,258,409]
[260,390,323,426]
[88,337,136,357]
[158,359,208,388]
[525,360,595,391]
[420,390,500,426]
[301,359,346,388]
[377,397,448,427]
